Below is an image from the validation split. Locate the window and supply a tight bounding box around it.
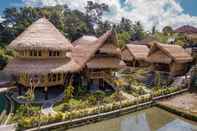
[33,51,37,56]
[48,73,52,82]
[21,51,24,56]
[49,51,52,56]
[38,51,42,56]
[58,73,61,81]
[53,74,56,82]
[30,51,33,56]
[53,51,57,56]
[57,51,60,56]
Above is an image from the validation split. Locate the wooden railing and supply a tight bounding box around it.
[89,71,110,79]
[88,71,117,89]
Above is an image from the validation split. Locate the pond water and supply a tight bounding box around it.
[0,93,6,112]
[67,107,197,131]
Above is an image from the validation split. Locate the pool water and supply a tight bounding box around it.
[67,107,197,131]
[0,94,6,113]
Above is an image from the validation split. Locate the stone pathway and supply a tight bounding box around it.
[121,91,135,100]
[41,102,57,115]
[0,124,16,131]
[171,76,186,87]
[41,93,65,115]
[0,86,16,93]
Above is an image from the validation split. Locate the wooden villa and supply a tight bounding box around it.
[147,42,193,76]
[71,30,125,90]
[175,25,197,44]
[121,44,150,67]
[4,18,81,99]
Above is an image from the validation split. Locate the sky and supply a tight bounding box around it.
[0,0,197,31]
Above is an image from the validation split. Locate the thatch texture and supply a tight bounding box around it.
[147,42,193,64]
[8,18,73,51]
[122,44,149,61]
[147,50,172,64]
[87,57,125,69]
[129,37,155,47]
[121,49,133,61]
[175,25,197,34]
[99,44,121,55]
[72,36,98,47]
[186,34,197,42]
[71,30,124,69]
[4,58,81,75]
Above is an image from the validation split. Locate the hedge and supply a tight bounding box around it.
[17,87,183,130]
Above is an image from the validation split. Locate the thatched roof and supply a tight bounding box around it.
[186,34,197,42]
[122,44,149,61]
[4,58,81,75]
[147,42,193,64]
[175,25,197,34]
[87,57,124,69]
[71,30,125,69]
[129,37,155,47]
[99,44,121,55]
[72,36,98,47]
[8,18,73,51]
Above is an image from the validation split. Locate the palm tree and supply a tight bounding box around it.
[64,79,74,101]
[94,90,105,113]
[114,78,124,108]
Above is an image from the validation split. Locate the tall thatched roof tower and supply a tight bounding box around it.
[4,18,80,90]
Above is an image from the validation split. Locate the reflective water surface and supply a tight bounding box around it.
[67,107,197,131]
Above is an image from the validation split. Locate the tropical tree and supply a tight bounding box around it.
[64,80,74,100]
[114,78,124,108]
[131,21,145,41]
[162,26,173,36]
[94,90,105,113]
[117,31,131,48]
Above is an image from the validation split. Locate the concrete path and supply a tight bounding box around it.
[0,124,17,131]
[171,76,186,87]
[121,91,135,100]
[41,92,65,115]
[0,86,16,93]
[41,102,57,115]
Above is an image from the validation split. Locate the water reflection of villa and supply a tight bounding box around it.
[66,107,197,131]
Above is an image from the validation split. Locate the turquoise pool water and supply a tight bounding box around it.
[67,107,197,131]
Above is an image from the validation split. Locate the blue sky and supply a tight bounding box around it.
[0,0,197,30]
[178,0,197,16]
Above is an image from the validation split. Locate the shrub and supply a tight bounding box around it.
[87,95,97,105]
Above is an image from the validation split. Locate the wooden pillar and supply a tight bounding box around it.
[44,86,48,100]
[17,82,22,96]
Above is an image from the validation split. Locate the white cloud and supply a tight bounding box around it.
[22,0,197,31]
[0,16,4,23]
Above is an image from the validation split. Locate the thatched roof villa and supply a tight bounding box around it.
[147,42,193,76]
[175,25,197,43]
[4,18,80,99]
[175,25,197,34]
[121,44,150,67]
[71,30,125,90]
